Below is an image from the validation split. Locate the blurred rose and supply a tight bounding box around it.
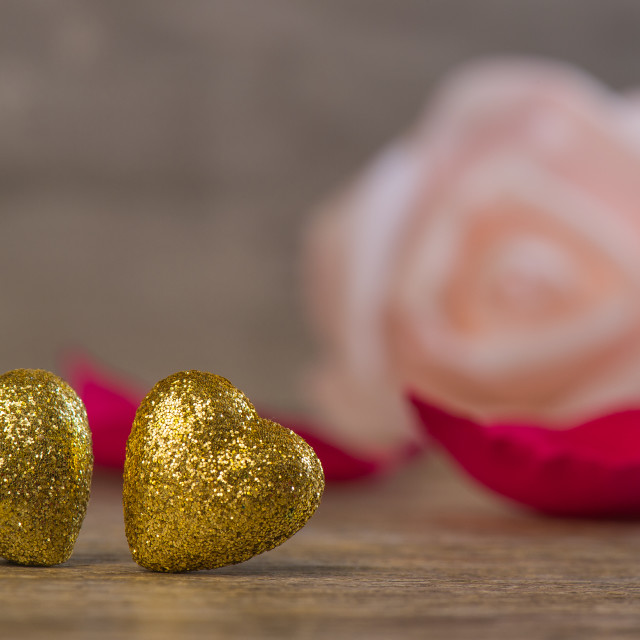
[305,58,640,455]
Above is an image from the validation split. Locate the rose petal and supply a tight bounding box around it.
[409,393,640,517]
[260,412,396,481]
[62,352,410,481]
[63,352,142,470]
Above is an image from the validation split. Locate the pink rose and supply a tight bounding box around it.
[305,58,640,456]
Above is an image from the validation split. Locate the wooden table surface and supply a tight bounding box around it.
[2,454,640,640]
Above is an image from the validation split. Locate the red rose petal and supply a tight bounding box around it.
[63,352,409,481]
[262,412,412,481]
[63,353,142,469]
[409,393,640,517]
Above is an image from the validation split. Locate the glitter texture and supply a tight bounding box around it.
[0,369,93,566]
[123,371,325,572]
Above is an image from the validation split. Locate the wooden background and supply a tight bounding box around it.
[2,2,640,638]
[4,458,640,639]
[1,0,640,407]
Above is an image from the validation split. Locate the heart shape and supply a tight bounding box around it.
[0,369,93,566]
[123,371,325,572]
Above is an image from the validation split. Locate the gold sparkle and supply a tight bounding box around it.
[0,369,93,566]
[123,371,325,572]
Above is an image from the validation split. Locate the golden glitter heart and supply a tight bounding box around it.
[0,369,93,566]
[123,371,325,572]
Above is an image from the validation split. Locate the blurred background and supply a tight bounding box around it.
[2,0,640,411]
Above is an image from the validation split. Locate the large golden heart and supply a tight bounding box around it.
[123,371,324,572]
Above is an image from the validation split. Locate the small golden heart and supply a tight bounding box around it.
[0,369,93,566]
[123,371,324,572]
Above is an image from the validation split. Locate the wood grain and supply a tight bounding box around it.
[2,455,640,639]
